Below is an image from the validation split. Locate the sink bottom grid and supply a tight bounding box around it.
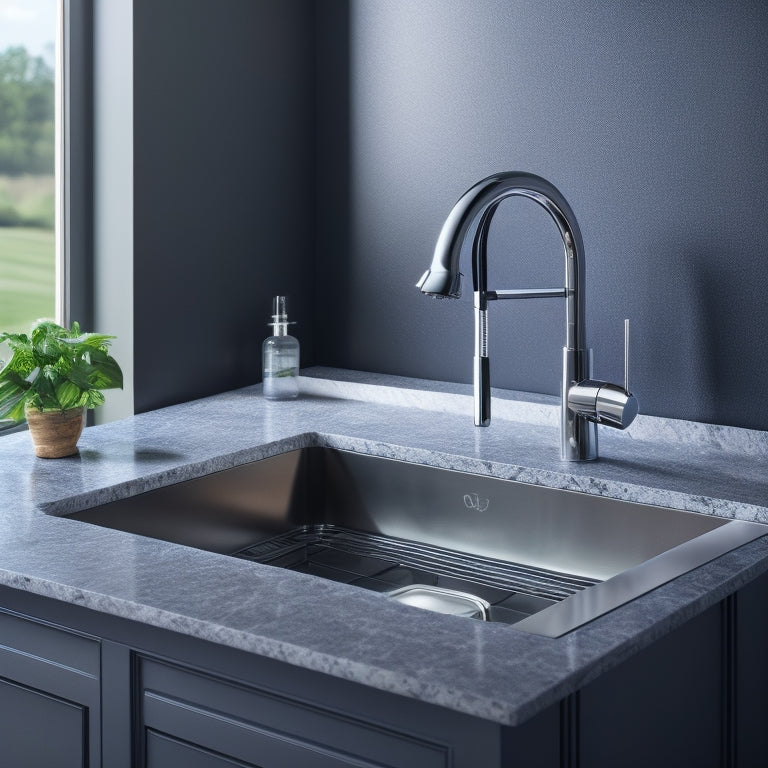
[234,525,601,626]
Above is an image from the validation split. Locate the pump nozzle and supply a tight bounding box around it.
[269,295,294,336]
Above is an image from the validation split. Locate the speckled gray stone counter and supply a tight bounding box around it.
[0,367,766,726]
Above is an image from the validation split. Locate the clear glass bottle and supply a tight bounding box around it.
[262,295,300,400]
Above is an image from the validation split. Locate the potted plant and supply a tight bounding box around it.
[0,320,123,458]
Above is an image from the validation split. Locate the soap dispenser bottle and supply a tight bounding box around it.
[262,295,300,400]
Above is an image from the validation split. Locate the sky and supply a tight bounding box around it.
[0,0,57,63]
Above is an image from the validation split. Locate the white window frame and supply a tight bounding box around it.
[57,0,93,330]
[0,1,78,436]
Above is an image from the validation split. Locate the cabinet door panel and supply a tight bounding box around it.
[147,730,261,768]
[0,677,85,768]
[578,604,722,768]
[736,570,768,766]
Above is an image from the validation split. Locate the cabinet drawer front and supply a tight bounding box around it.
[0,608,100,704]
[0,607,99,676]
[139,657,450,768]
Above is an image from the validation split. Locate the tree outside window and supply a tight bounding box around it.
[0,0,57,336]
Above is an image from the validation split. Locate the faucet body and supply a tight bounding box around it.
[417,172,637,461]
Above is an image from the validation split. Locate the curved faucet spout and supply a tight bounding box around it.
[417,171,638,461]
[416,172,586,350]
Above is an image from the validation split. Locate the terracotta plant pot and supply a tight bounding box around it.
[25,405,86,459]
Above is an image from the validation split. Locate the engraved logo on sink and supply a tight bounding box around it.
[463,493,490,512]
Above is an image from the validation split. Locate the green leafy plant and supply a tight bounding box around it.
[0,320,123,422]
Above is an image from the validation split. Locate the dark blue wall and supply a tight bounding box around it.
[316,0,768,430]
[133,0,315,413]
[130,1,768,431]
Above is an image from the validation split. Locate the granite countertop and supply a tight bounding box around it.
[1,366,767,726]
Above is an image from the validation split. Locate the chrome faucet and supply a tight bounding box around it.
[416,171,637,461]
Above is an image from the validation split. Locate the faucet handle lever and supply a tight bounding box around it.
[568,379,638,430]
[568,321,638,430]
[624,318,630,395]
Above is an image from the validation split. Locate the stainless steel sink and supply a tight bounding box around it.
[65,448,766,637]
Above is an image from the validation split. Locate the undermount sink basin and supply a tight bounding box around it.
[64,448,766,637]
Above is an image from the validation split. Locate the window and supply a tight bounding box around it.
[1,1,124,431]
[0,0,58,337]
[0,1,93,433]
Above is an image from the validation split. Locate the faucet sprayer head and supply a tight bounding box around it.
[415,267,462,298]
[415,175,505,299]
